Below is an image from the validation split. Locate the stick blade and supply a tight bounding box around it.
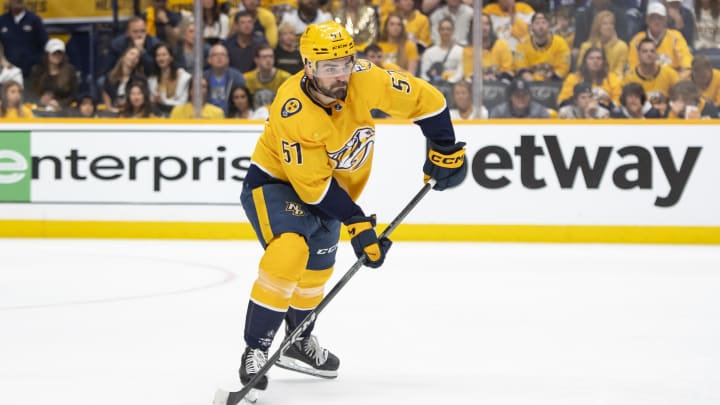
[214,388,259,405]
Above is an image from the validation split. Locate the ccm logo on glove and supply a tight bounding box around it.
[423,141,468,190]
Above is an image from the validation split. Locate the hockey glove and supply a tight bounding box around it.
[345,215,392,269]
[423,141,467,191]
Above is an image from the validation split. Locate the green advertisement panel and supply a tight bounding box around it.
[0,131,31,202]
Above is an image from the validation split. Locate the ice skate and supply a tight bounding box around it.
[236,346,268,403]
[276,335,340,378]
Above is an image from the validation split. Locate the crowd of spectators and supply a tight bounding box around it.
[2,0,720,119]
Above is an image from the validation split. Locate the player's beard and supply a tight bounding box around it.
[313,77,349,100]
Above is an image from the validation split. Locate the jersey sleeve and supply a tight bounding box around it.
[357,60,456,144]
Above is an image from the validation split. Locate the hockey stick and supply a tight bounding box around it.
[216,179,436,405]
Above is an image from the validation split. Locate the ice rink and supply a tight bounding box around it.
[1,238,719,405]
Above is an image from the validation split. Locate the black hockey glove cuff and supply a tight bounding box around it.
[345,215,392,269]
[423,141,467,191]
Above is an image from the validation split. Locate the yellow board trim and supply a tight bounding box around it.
[1,220,719,244]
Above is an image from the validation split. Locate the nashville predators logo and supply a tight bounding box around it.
[328,127,375,171]
[285,201,305,216]
[281,98,302,118]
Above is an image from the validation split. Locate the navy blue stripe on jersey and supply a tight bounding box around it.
[414,106,456,146]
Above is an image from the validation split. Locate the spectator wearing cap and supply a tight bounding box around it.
[628,3,692,80]
[558,82,610,118]
[515,11,571,82]
[665,0,696,48]
[0,41,23,88]
[28,38,79,111]
[0,0,48,78]
[610,82,662,118]
[691,55,720,106]
[622,38,679,110]
[489,77,551,118]
[142,0,183,47]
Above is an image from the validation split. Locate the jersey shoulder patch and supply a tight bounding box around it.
[354,59,373,72]
[281,97,302,118]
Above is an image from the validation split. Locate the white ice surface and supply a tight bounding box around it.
[1,239,719,405]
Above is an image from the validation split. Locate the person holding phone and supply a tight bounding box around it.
[665,80,719,118]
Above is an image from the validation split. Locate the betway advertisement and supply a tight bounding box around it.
[0,122,717,226]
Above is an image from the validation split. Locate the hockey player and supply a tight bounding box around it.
[237,20,466,399]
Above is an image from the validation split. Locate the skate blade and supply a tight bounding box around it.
[276,356,338,379]
[213,388,259,405]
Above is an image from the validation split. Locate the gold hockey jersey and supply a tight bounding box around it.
[249,60,451,214]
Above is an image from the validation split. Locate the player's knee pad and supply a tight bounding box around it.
[251,233,309,310]
[290,267,334,310]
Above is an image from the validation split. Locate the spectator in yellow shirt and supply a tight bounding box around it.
[515,11,571,82]
[170,77,226,119]
[377,13,419,75]
[558,47,622,107]
[483,0,534,52]
[622,37,680,112]
[394,0,432,51]
[578,10,628,79]
[0,80,33,119]
[691,55,720,106]
[628,3,693,79]
[243,45,292,99]
[463,13,514,82]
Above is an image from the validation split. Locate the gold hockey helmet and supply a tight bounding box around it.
[299,21,355,70]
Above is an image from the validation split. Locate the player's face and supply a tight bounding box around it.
[312,56,354,99]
